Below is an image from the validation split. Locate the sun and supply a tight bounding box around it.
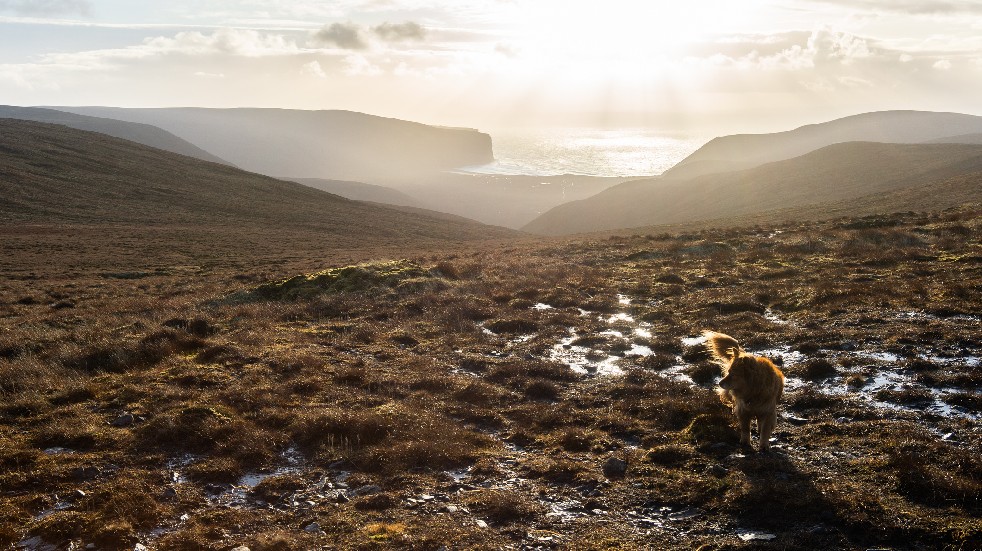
[511,1,754,73]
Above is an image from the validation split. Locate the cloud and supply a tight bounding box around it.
[311,22,367,50]
[0,0,89,16]
[694,28,876,71]
[808,0,982,15]
[494,42,519,57]
[301,60,327,78]
[343,53,382,76]
[373,21,426,42]
[933,58,952,70]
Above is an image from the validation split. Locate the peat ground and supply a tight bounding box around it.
[1,207,980,550]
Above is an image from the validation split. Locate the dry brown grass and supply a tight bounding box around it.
[1,206,981,549]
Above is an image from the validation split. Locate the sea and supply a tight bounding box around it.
[459,128,708,178]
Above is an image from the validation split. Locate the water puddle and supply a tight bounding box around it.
[534,298,980,424]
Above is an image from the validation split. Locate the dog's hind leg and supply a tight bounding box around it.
[758,410,777,452]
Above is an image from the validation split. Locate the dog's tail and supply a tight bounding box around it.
[703,330,742,364]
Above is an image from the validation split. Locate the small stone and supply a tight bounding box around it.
[602,457,628,479]
[134,544,148,551]
[72,489,87,499]
[738,531,776,542]
[350,484,381,497]
[304,522,323,534]
[86,545,97,550]
[162,487,177,498]
[70,465,100,481]
[785,415,809,426]
[334,492,349,503]
[707,464,728,478]
[231,547,251,551]
[475,520,488,529]
[420,494,435,501]
[443,505,459,513]
[111,413,136,427]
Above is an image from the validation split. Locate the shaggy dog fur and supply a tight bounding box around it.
[705,331,785,452]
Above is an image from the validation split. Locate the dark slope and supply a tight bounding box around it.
[666,110,982,179]
[925,133,982,145]
[286,177,419,207]
[0,119,516,245]
[0,105,230,166]
[50,106,493,181]
[523,141,982,235]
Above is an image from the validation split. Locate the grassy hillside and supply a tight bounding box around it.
[51,107,493,181]
[0,105,230,166]
[667,110,982,179]
[524,141,982,235]
[1,203,979,550]
[286,177,419,207]
[0,119,516,246]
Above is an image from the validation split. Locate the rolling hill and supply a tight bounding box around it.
[523,141,982,235]
[49,106,493,181]
[925,133,982,145]
[665,110,982,179]
[286,177,419,207]
[0,105,230,166]
[0,119,516,245]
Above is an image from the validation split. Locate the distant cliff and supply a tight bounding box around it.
[51,107,494,181]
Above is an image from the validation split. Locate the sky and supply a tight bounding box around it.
[1,0,981,134]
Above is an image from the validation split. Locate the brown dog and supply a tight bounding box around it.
[704,331,785,452]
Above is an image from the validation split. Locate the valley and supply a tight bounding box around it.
[1,108,980,550]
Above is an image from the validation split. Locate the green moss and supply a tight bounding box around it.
[247,260,432,300]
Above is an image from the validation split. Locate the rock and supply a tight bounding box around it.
[17,536,57,551]
[602,457,628,479]
[707,464,728,478]
[667,508,702,521]
[349,484,381,497]
[304,522,323,534]
[475,520,488,529]
[738,531,776,542]
[134,544,148,551]
[231,547,251,551]
[70,465,100,481]
[442,504,459,513]
[111,412,136,427]
[334,492,349,503]
[582,499,606,511]
[785,415,809,426]
[162,487,177,498]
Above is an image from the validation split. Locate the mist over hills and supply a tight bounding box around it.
[50,106,493,181]
[285,177,419,207]
[0,105,231,166]
[666,110,982,179]
[0,119,516,245]
[524,141,982,235]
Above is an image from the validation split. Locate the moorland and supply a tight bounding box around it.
[0,110,980,551]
